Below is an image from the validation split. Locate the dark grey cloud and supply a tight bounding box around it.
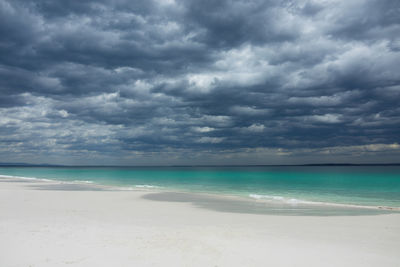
[181,0,298,47]
[0,0,399,165]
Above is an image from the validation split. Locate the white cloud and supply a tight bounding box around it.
[59,110,69,118]
[309,114,341,123]
[246,124,265,133]
[192,127,215,133]
[197,137,224,144]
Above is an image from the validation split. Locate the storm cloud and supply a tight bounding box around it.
[0,0,399,165]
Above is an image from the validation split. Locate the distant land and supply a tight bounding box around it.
[1,163,400,167]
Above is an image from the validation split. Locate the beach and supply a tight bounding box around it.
[1,177,400,267]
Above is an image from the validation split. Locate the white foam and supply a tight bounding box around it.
[248,193,400,210]
[250,194,310,206]
[249,194,284,201]
[0,174,53,182]
[135,184,159,189]
[72,180,94,184]
[249,193,340,206]
[0,175,99,186]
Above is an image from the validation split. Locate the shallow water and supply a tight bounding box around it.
[1,166,400,208]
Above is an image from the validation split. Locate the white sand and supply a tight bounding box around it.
[1,178,399,267]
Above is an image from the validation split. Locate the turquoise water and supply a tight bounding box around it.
[1,166,400,208]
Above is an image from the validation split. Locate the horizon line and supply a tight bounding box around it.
[1,163,400,167]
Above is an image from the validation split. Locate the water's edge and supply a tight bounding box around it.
[1,174,399,213]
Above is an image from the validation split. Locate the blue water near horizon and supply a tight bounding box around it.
[1,166,400,208]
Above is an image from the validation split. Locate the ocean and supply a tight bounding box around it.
[1,166,400,209]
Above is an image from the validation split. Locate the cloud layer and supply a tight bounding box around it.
[1,0,400,164]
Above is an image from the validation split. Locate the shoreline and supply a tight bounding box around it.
[1,177,400,266]
[1,174,399,213]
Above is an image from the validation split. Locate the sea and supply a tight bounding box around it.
[1,165,400,209]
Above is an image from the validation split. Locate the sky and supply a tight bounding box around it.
[0,0,400,165]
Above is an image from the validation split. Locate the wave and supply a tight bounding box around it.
[0,174,54,182]
[72,180,94,184]
[0,174,97,185]
[0,174,162,191]
[249,194,285,201]
[249,194,319,205]
[109,184,161,191]
[135,184,159,189]
[248,193,400,211]
[249,193,320,205]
